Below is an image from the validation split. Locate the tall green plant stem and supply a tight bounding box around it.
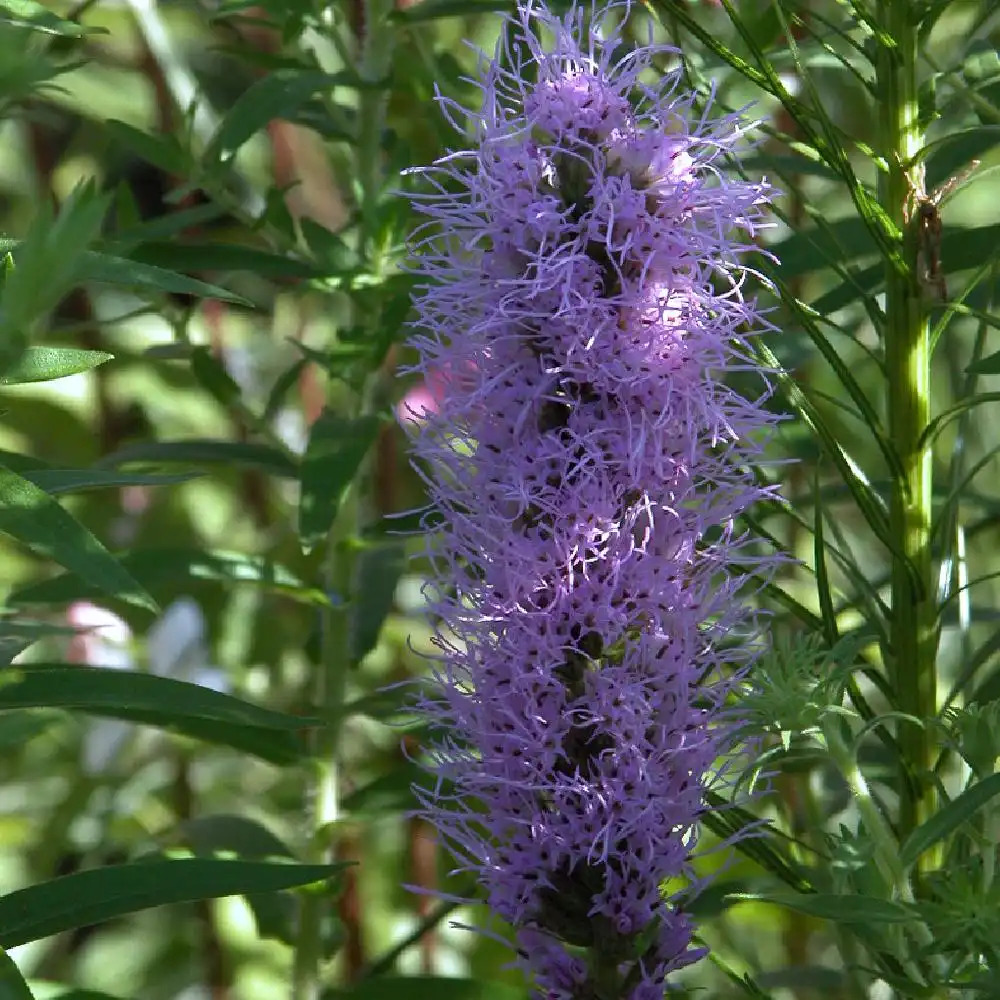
[876,1,938,867]
[292,506,354,1000]
[291,1,396,995]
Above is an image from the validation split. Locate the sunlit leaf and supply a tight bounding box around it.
[0,347,112,385]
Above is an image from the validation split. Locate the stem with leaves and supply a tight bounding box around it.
[876,0,938,869]
[291,1,396,996]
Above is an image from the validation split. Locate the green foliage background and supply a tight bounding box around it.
[0,0,999,998]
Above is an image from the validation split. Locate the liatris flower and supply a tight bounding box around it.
[401,3,779,996]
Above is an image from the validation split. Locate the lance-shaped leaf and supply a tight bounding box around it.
[0,465,156,613]
[0,858,345,948]
[0,665,316,764]
[0,347,112,385]
[299,410,382,551]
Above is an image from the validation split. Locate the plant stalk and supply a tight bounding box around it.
[291,1,396,994]
[876,0,938,870]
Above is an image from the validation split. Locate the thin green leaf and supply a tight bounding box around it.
[656,0,822,137]
[0,948,33,1000]
[703,791,816,893]
[966,349,1000,375]
[128,242,320,280]
[814,222,1000,315]
[44,991,124,1000]
[764,267,897,477]
[754,341,895,557]
[77,251,249,305]
[299,411,382,552]
[390,0,507,21]
[174,815,295,860]
[263,358,309,422]
[917,392,1000,449]
[0,617,76,665]
[0,347,112,385]
[732,892,916,924]
[22,469,197,495]
[0,858,344,948]
[814,476,839,647]
[349,542,405,666]
[0,185,109,374]
[111,204,226,247]
[764,0,899,258]
[0,0,98,36]
[204,70,342,165]
[9,549,326,607]
[921,126,1000,189]
[0,664,312,730]
[325,978,522,1000]
[0,465,156,613]
[0,665,314,763]
[899,772,1000,868]
[0,710,61,750]
[173,815,298,942]
[97,440,297,478]
[943,621,1000,708]
[190,347,242,408]
[104,120,185,174]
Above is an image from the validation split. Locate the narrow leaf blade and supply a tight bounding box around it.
[0,347,112,385]
[900,772,1000,868]
[299,411,382,551]
[0,465,156,613]
[0,858,345,948]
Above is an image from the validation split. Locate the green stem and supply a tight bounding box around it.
[292,505,354,1000]
[356,0,396,262]
[291,3,396,994]
[876,2,938,871]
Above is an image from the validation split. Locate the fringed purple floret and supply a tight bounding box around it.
[401,3,779,996]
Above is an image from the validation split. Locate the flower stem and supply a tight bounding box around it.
[876,1,938,870]
[292,508,354,1000]
[291,1,395,993]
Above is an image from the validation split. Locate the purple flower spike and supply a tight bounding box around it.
[401,3,780,996]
